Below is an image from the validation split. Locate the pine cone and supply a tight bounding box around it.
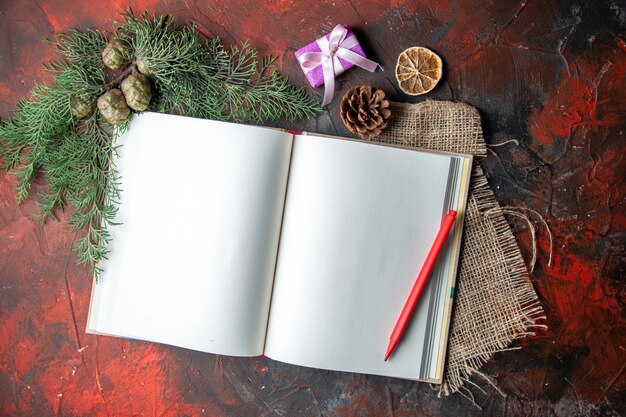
[136,58,151,75]
[121,73,152,111]
[339,86,391,139]
[70,95,95,119]
[102,39,131,70]
[97,89,130,125]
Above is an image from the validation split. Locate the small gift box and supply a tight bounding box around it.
[295,24,379,105]
[295,25,366,88]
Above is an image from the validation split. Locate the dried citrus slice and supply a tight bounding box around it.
[395,47,443,95]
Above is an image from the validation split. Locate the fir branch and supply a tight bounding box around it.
[0,81,74,204]
[68,114,122,275]
[0,10,322,279]
[52,29,108,67]
[49,59,106,97]
[119,12,202,77]
[117,8,322,121]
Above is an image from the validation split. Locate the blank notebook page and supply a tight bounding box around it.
[87,112,293,356]
[264,134,461,380]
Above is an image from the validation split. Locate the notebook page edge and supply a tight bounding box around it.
[430,155,473,383]
[262,132,296,354]
[298,131,473,160]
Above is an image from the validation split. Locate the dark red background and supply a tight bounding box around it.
[0,0,624,416]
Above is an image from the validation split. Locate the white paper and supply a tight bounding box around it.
[87,112,293,356]
[264,134,457,380]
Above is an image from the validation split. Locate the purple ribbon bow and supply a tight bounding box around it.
[297,25,380,106]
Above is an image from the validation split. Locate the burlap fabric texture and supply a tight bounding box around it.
[371,100,546,398]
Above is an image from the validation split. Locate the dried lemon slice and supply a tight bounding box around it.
[395,47,443,95]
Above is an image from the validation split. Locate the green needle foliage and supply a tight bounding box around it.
[115,11,321,121]
[0,9,322,279]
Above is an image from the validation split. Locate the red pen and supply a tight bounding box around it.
[384,209,457,361]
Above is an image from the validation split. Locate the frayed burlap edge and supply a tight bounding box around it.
[443,163,547,402]
[368,100,546,400]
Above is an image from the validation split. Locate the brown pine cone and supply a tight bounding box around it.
[339,85,391,139]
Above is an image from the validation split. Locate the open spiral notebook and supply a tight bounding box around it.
[87,112,472,383]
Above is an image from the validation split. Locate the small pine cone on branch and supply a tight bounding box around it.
[70,95,95,119]
[102,39,131,70]
[339,85,391,139]
[136,58,151,75]
[121,73,152,111]
[97,89,130,125]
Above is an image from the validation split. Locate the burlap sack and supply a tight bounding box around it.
[371,101,546,397]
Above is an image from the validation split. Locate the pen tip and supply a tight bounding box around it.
[384,344,394,361]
